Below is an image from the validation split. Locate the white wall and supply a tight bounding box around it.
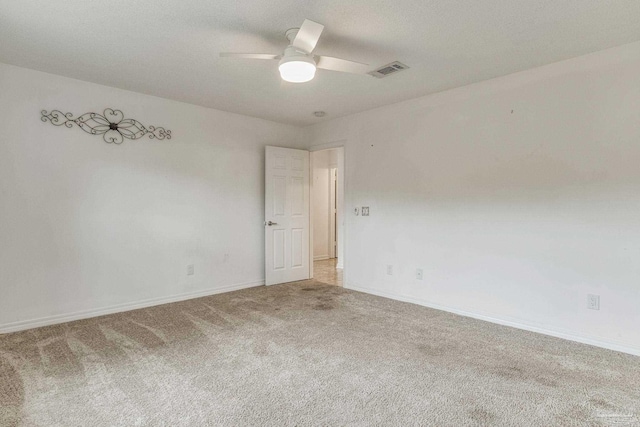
[0,63,303,331]
[305,41,640,355]
[312,150,331,260]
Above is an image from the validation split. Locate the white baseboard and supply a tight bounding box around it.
[0,280,264,334]
[314,255,330,261]
[345,283,640,357]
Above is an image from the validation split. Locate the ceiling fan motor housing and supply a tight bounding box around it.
[280,46,314,62]
[285,27,300,43]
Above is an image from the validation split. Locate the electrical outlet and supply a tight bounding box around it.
[386,265,393,275]
[587,294,600,310]
[362,206,370,216]
[223,253,230,263]
[416,268,423,280]
[187,264,195,276]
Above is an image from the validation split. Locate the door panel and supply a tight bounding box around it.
[290,176,304,215]
[273,229,286,270]
[273,176,286,216]
[291,228,303,268]
[265,146,310,285]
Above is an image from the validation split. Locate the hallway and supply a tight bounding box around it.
[313,258,342,286]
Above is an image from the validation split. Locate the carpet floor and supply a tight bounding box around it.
[1,280,639,426]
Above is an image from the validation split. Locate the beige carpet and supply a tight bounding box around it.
[1,281,639,426]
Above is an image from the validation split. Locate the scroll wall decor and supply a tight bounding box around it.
[41,108,172,144]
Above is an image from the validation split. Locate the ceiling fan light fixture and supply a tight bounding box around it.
[222,19,371,83]
[278,55,316,83]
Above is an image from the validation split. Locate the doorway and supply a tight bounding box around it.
[310,147,344,286]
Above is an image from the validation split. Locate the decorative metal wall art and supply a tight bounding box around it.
[41,108,172,144]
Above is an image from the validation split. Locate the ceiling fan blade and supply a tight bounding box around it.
[219,53,280,60]
[315,56,370,75]
[292,19,324,53]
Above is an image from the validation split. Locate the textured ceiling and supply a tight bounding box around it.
[1,0,640,126]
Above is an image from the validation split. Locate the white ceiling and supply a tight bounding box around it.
[2,0,640,126]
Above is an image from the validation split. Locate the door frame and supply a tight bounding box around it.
[329,167,337,259]
[309,140,347,284]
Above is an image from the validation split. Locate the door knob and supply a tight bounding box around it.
[265,221,278,226]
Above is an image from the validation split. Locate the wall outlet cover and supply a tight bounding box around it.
[362,206,370,216]
[416,268,423,280]
[386,265,393,275]
[187,264,195,276]
[587,294,600,310]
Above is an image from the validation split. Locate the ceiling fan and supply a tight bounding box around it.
[220,19,371,83]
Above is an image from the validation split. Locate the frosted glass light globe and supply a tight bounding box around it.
[279,56,316,83]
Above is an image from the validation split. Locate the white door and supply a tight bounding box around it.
[265,146,310,285]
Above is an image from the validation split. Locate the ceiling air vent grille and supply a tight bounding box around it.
[369,61,410,78]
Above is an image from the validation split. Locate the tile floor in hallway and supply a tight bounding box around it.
[313,258,343,286]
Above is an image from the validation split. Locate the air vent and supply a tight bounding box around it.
[369,61,410,78]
